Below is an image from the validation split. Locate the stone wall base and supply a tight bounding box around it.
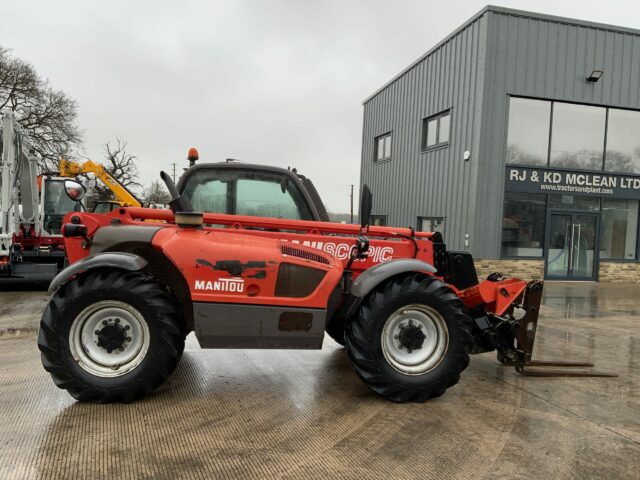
[474,259,544,280]
[598,261,640,283]
[474,259,640,282]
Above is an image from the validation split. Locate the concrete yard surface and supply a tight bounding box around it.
[0,282,638,479]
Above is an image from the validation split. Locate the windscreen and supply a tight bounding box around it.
[182,169,313,220]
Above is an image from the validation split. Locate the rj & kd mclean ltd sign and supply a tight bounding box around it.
[505,165,640,200]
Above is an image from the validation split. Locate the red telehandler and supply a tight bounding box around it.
[38,160,612,403]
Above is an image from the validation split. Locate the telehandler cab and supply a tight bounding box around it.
[38,163,612,404]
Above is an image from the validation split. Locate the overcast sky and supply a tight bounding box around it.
[1,0,639,212]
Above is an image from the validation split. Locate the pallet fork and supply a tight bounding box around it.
[498,281,616,377]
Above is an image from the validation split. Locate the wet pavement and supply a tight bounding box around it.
[0,282,638,479]
[0,288,48,337]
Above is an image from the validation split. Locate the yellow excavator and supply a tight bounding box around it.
[58,159,142,212]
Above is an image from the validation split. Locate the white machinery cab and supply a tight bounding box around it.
[40,176,84,237]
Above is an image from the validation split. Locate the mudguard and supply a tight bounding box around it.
[48,252,148,294]
[350,259,436,298]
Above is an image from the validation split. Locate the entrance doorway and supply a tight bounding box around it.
[545,212,599,280]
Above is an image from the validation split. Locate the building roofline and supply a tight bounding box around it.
[362,4,640,105]
[362,5,491,105]
[487,5,640,36]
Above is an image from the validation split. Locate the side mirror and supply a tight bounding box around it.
[355,235,369,255]
[360,184,372,229]
[64,180,86,202]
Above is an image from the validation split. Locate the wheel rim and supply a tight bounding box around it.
[381,304,449,375]
[69,300,150,378]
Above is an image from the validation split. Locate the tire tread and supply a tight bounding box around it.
[38,270,185,403]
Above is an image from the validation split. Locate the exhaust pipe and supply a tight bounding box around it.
[160,171,194,214]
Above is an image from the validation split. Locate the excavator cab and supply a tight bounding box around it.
[41,178,85,235]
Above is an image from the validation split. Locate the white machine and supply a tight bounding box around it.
[0,110,84,281]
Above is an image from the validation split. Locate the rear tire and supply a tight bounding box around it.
[345,274,473,403]
[38,270,185,403]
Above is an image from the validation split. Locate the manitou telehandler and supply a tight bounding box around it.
[38,161,612,404]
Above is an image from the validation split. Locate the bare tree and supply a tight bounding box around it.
[143,180,171,205]
[0,46,81,171]
[93,137,142,201]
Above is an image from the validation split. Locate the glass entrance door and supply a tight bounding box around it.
[545,212,599,280]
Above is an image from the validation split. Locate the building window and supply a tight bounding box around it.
[370,215,387,226]
[501,192,546,257]
[605,108,640,174]
[374,133,392,162]
[600,199,639,260]
[504,97,639,172]
[506,97,551,166]
[422,110,451,150]
[418,216,445,235]
[550,102,606,170]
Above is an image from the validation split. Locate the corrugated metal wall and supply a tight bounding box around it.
[360,13,488,251]
[361,6,640,258]
[476,9,640,258]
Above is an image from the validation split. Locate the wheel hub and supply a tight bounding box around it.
[381,305,449,375]
[397,321,426,353]
[69,301,150,378]
[95,321,130,353]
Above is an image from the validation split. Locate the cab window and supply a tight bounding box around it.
[190,178,228,214]
[92,202,118,213]
[182,169,313,220]
[236,178,303,219]
[42,179,81,235]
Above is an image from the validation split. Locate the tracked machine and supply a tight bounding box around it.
[0,111,85,282]
[38,160,613,403]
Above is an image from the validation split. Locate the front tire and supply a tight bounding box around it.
[38,270,185,403]
[345,274,473,403]
[325,317,346,346]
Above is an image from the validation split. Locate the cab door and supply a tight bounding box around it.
[232,173,310,219]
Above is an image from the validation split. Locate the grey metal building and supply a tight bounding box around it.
[361,5,640,281]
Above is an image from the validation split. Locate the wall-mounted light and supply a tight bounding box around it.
[586,70,604,83]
